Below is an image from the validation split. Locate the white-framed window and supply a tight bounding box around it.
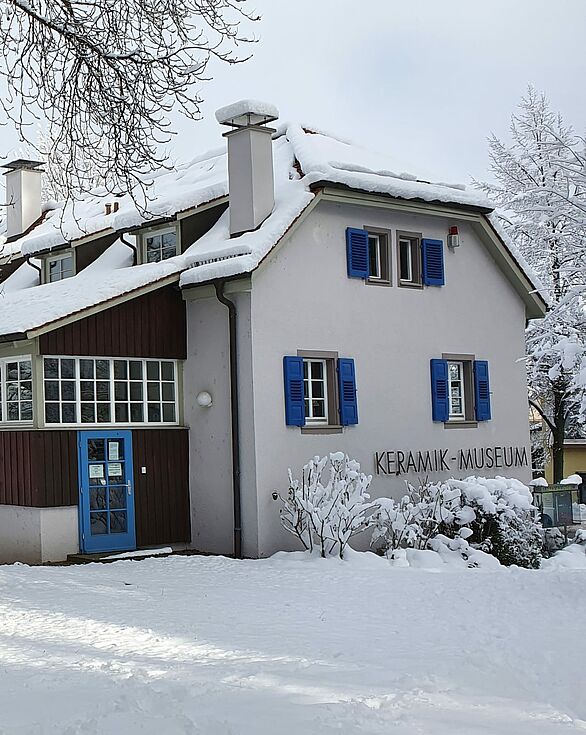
[43,356,179,426]
[0,357,33,424]
[141,226,179,264]
[397,231,422,286]
[367,231,390,284]
[447,360,465,420]
[303,359,328,424]
[45,252,75,283]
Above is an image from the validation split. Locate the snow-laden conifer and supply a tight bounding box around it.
[476,88,586,479]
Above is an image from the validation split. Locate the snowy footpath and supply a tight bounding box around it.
[0,552,585,734]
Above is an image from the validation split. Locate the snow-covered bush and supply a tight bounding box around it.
[371,476,543,568]
[273,453,375,559]
[451,477,543,569]
[370,482,468,555]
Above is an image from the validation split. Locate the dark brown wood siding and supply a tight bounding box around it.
[0,428,191,547]
[0,431,77,507]
[39,284,187,359]
[132,428,191,546]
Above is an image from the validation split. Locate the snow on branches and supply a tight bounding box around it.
[370,476,543,569]
[476,87,586,477]
[274,455,543,568]
[273,453,375,559]
[1,0,258,206]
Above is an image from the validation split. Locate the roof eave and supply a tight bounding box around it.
[0,273,182,343]
[311,181,494,215]
[0,332,28,343]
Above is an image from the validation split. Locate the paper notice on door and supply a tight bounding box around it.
[108,442,120,461]
[108,463,123,477]
[89,464,104,479]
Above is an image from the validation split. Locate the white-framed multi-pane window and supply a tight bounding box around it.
[44,252,75,283]
[43,357,179,426]
[0,357,33,423]
[447,360,465,420]
[303,359,328,424]
[141,226,179,264]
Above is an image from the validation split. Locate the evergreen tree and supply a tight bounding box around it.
[477,88,586,481]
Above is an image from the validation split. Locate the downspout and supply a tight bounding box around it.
[25,256,42,282]
[214,279,242,559]
[120,234,138,265]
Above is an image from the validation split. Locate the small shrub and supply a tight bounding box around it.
[370,482,466,555]
[371,476,543,568]
[273,453,374,558]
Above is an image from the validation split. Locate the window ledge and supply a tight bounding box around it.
[366,278,391,287]
[398,281,423,289]
[301,425,343,435]
[444,420,478,429]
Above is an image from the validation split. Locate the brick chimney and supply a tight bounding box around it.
[216,100,278,237]
[2,159,44,239]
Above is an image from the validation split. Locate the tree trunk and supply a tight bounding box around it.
[551,389,566,483]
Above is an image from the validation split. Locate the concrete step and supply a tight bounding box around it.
[67,547,174,564]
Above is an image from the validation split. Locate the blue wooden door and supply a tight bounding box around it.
[78,430,136,553]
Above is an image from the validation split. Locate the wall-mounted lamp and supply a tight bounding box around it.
[196,391,213,408]
[447,226,460,249]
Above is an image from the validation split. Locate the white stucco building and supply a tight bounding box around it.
[0,101,546,562]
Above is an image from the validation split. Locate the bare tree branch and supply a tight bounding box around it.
[0,0,258,209]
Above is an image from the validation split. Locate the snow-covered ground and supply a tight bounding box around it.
[1,551,586,734]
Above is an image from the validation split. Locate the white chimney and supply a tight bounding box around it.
[2,159,44,239]
[216,100,279,237]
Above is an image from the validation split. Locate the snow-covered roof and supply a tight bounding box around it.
[0,119,543,338]
[285,122,491,209]
[1,122,492,263]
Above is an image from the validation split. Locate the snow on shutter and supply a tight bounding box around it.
[430,359,449,422]
[422,238,445,286]
[346,228,369,279]
[337,358,358,426]
[474,360,491,421]
[283,356,305,426]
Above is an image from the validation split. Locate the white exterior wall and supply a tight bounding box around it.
[185,291,259,557]
[249,200,532,556]
[0,505,78,564]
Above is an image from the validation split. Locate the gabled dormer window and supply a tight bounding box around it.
[43,251,75,284]
[139,225,180,264]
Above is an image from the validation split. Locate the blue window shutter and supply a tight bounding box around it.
[422,238,445,286]
[474,360,491,421]
[430,359,449,422]
[346,228,369,279]
[283,356,305,426]
[338,358,358,425]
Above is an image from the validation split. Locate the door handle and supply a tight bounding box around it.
[126,482,133,496]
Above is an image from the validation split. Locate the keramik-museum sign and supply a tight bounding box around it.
[374,446,529,477]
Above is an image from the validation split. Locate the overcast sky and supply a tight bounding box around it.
[4,0,586,185]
